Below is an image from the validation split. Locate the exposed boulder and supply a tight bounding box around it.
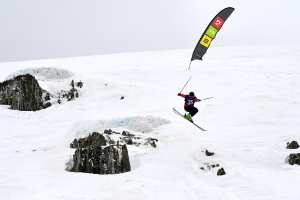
[1,69,83,110]
[287,141,299,149]
[217,168,226,176]
[68,129,159,175]
[70,132,131,174]
[287,153,300,165]
[71,144,131,174]
[76,80,83,88]
[0,74,47,111]
[205,149,215,156]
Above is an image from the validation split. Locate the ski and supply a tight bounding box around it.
[172,108,207,131]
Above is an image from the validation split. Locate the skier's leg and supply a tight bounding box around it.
[184,107,193,122]
[190,107,198,117]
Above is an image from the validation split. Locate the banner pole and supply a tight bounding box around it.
[188,61,192,71]
[179,76,192,94]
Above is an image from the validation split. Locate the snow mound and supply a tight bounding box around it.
[6,67,74,80]
[70,115,170,138]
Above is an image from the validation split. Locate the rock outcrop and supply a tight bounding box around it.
[217,168,226,176]
[287,153,300,165]
[68,129,159,174]
[0,74,47,111]
[205,149,215,156]
[71,143,131,174]
[286,141,299,149]
[70,132,107,148]
[70,132,131,174]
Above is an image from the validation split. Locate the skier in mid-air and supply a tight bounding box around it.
[177,91,201,122]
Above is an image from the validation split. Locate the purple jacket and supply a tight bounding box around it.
[178,93,201,108]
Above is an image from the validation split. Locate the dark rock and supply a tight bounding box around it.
[287,153,300,165]
[104,129,113,135]
[70,131,131,174]
[43,102,52,109]
[44,92,51,101]
[70,139,78,148]
[67,88,78,101]
[287,141,299,149]
[120,96,125,100]
[144,138,158,148]
[70,80,75,88]
[76,81,83,88]
[122,131,130,136]
[124,137,133,145]
[104,129,121,135]
[217,168,226,176]
[200,163,219,171]
[120,145,131,172]
[0,74,46,111]
[59,80,80,102]
[205,150,215,156]
[106,136,116,145]
[71,144,131,174]
[70,132,106,149]
[150,140,157,148]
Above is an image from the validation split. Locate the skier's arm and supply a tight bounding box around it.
[195,97,202,102]
[177,93,186,98]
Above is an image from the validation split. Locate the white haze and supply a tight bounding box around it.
[0,0,299,62]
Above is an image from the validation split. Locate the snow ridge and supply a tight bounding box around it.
[6,67,74,81]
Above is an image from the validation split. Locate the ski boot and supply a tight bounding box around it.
[184,113,193,123]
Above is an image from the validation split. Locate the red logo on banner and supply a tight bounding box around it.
[212,16,224,30]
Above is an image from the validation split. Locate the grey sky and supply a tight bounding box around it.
[0,0,299,62]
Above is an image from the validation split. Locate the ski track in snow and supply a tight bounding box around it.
[1,46,300,200]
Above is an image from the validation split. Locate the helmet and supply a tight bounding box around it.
[189,91,195,96]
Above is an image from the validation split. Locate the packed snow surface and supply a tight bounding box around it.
[1,45,300,200]
[5,67,74,80]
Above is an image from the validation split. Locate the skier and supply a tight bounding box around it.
[177,91,201,122]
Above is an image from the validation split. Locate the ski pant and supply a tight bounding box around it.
[184,106,198,117]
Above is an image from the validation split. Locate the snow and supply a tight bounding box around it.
[5,67,74,81]
[1,45,300,200]
[68,116,170,138]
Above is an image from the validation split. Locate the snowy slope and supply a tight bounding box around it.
[1,45,300,200]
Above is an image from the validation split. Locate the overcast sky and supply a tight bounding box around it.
[0,0,299,62]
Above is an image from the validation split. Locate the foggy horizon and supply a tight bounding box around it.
[0,0,299,62]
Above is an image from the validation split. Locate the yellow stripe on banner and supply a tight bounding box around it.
[200,35,212,48]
